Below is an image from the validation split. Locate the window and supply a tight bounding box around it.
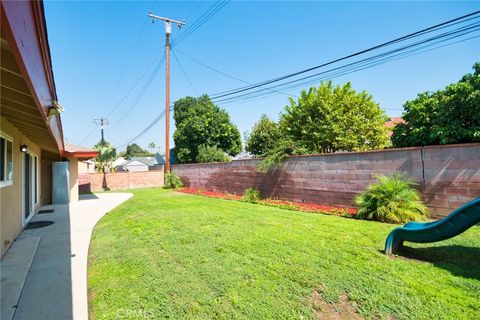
[0,135,13,187]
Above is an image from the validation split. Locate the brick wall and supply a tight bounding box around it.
[79,170,164,192]
[172,143,480,217]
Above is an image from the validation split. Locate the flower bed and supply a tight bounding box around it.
[178,187,357,217]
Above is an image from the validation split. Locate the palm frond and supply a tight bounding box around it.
[355,172,429,223]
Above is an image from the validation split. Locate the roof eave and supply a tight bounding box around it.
[62,150,99,160]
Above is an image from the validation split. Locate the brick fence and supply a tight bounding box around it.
[79,170,164,192]
[172,143,480,217]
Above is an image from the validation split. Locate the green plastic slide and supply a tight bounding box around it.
[384,197,480,255]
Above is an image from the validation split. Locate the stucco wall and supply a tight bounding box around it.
[68,157,79,203]
[172,143,480,218]
[78,160,95,174]
[1,116,42,257]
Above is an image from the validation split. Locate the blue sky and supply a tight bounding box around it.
[44,1,480,152]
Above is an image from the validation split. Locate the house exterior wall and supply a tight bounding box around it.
[172,143,480,218]
[1,116,44,257]
[68,157,79,203]
[124,162,149,172]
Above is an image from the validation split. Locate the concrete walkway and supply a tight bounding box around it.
[1,193,132,320]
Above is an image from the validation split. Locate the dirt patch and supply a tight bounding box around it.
[309,289,363,320]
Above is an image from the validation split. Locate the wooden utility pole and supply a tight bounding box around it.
[148,13,185,174]
[93,117,109,144]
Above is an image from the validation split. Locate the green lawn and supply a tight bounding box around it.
[88,188,480,319]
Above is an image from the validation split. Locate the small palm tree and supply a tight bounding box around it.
[148,142,156,153]
[355,173,429,223]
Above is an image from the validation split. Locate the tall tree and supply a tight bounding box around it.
[93,140,116,173]
[124,143,154,159]
[173,95,242,163]
[245,114,281,157]
[148,142,156,153]
[280,81,388,153]
[392,62,480,147]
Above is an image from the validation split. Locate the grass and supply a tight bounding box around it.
[88,188,480,319]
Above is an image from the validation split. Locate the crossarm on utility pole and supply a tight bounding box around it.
[148,13,185,27]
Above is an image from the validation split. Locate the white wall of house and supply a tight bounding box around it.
[123,160,149,172]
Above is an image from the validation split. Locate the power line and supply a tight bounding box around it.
[115,11,479,151]
[215,31,479,108]
[208,11,480,101]
[76,58,163,145]
[173,1,228,45]
[107,16,149,104]
[210,15,480,104]
[213,22,480,104]
[175,48,251,85]
[171,48,198,95]
[172,0,230,47]
[115,107,171,149]
[183,1,206,21]
[77,125,97,146]
[174,48,297,99]
[259,27,480,96]
[104,1,162,119]
[111,54,166,128]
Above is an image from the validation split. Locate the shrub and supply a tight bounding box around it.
[164,172,183,189]
[241,188,262,203]
[196,144,230,163]
[355,173,428,223]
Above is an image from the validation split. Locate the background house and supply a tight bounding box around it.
[116,159,149,172]
[78,159,95,174]
[385,116,405,137]
[113,154,165,172]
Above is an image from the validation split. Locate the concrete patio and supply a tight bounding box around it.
[0,192,132,320]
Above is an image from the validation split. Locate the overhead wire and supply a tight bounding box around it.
[115,106,172,149]
[114,11,480,149]
[174,48,297,98]
[171,48,198,95]
[175,48,250,85]
[215,30,479,108]
[211,16,480,104]
[172,0,230,47]
[216,31,480,106]
[208,11,480,101]
[111,54,166,128]
[102,1,234,148]
[76,58,163,145]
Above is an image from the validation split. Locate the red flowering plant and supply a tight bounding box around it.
[178,188,357,217]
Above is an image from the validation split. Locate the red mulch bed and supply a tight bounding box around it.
[178,187,357,217]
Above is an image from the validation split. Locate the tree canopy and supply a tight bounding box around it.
[93,140,116,173]
[245,114,281,157]
[120,143,154,159]
[392,62,480,147]
[255,81,389,171]
[280,81,388,153]
[173,95,242,163]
